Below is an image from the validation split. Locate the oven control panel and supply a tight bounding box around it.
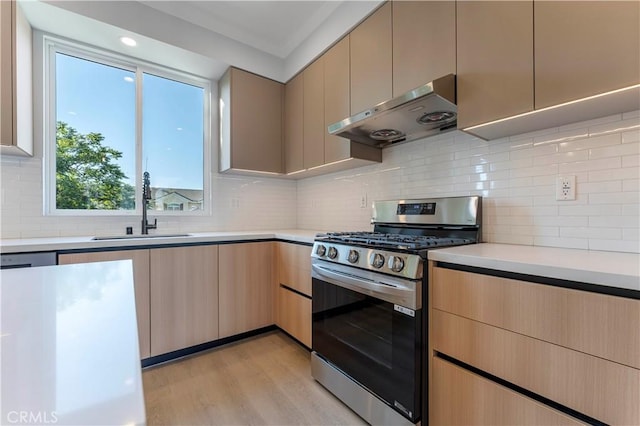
[312,242,423,280]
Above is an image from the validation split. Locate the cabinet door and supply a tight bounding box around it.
[150,245,218,356]
[350,2,392,114]
[392,1,456,96]
[534,1,640,109]
[303,57,325,169]
[0,0,13,147]
[219,242,274,338]
[228,67,283,173]
[276,242,312,296]
[276,286,311,348]
[58,250,151,359]
[431,357,583,426]
[324,35,351,164]
[456,1,534,128]
[284,72,304,173]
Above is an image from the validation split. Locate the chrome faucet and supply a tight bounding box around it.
[142,171,157,234]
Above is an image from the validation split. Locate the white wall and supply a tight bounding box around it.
[297,111,640,254]
[0,155,297,239]
[2,100,638,253]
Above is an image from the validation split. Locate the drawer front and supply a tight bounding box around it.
[432,265,640,368]
[433,309,640,426]
[276,286,311,348]
[277,243,312,296]
[431,356,585,426]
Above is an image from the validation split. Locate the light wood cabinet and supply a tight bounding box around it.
[219,67,284,174]
[276,242,312,296]
[276,286,311,348]
[431,357,584,426]
[58,250,151,359]
[456,1,534,128]
[0,0,32,156]
[392,1,456,96]
[218,242,274,338]
[534,1,640,109]
[430,263,640,426]
[303,58,325,169]
[323,35,351,164]
[284,73,304,174]
[275,242,312,347]
[432,266,640,368]
[349,2,392,114]
[149,245,219,356]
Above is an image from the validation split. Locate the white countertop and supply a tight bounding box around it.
[0,229,320,253]
[1,260,146,425]
[429,243,640,292]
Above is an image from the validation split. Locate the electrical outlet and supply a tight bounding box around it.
[555,176,576,201]
[360,194,368,208]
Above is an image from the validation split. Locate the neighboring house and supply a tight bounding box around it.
[150,187,203,211]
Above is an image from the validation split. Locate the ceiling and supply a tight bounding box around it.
[139,1,344,59]
[20,0,382,81]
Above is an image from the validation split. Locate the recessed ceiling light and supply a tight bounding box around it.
[120,37,137,47]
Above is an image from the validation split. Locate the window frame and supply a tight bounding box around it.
[43,35,211,216]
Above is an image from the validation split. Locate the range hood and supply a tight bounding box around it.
[328,74,457,148]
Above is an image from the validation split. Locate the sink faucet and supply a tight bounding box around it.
[142,171,157,235]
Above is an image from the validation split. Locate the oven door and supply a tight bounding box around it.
[311,261,422,423]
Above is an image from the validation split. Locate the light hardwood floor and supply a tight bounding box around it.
[143,331,367,425]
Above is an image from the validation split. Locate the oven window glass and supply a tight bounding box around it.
[312,277,421,422]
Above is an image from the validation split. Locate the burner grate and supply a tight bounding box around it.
[316,231,471,250]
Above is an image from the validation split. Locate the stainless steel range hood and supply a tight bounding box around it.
[328,74,457,148]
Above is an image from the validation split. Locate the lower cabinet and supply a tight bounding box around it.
[275,242,312,347]
[431,357,583,425]
[218,242,274,338]
[429,262,640,426]
[276,286,311,348]
[58,250,151,359]
[149,245,219,356]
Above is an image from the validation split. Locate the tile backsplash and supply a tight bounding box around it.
[297,111,640,253]
[2,110,639,253]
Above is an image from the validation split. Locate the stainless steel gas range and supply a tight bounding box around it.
[310,196,482,425]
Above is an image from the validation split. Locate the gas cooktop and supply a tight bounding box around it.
[316,231,473,251]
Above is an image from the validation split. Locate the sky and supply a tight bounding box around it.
[56,52,205,191]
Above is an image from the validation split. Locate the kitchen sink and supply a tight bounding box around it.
[92,234,191,241]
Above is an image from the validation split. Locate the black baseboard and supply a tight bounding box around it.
[141,325,277,368]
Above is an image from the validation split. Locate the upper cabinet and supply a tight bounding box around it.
[456,1,534,129]
[349,1,392,114]
[0,0,32,156]
[219,67,284,174]
[534,1,640,109]
[303,57,325,169]
[283,34,381,176]
[284,73,303,174]
[392,1,456,96]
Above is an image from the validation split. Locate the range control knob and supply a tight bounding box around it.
[315,244,327,257]
[347,249,360,264]
[328,247,338,259]
[388,256,405,273]
[370,253,385,269]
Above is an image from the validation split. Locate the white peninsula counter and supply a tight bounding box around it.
[1,260,146,425]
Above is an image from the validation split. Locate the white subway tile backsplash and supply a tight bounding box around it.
[2,111,639,254]
[297,112,640,253]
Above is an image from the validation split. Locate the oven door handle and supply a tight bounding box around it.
[311,263,419,310]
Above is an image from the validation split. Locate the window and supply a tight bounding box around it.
[45,38,210,215]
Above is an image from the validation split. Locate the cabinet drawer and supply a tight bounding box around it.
[276,286,311,348]
[432,265,640,368]
[433,309,639,426]
[431,356,584,426]
[276,243,311,296]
